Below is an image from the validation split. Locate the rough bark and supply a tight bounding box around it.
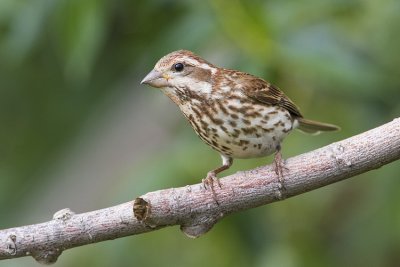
[1,118,399,264]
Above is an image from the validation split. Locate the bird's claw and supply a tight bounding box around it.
[202,171,221,205]
[274,151,288,188]
[202,171,221,190]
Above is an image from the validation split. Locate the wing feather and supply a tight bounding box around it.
[236,72,303,118]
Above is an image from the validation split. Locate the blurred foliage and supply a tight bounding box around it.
[1,0,400,266]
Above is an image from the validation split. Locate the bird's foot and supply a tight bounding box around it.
[202,171,221,205]
[274,150,288,189]
[202,171,221,190]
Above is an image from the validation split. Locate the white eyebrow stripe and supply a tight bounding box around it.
[199,63,217,73]
[183,57,201,66]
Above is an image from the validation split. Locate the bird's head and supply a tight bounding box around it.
[141,50,218,102]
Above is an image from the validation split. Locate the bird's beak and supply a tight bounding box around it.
[141,69,169,88]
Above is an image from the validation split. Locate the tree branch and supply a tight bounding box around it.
[1,118,399,264]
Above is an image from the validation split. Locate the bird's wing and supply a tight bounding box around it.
[237,72,303,118]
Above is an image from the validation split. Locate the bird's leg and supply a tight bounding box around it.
[202,155,233,190]
[273,144,288,187]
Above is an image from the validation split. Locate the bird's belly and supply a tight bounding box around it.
[183,102,294,159]
[224,134,282,158]
[214,121,291,159]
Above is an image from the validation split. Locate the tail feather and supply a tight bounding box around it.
[296,117,340,134]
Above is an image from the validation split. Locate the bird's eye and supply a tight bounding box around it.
[173,63,184,72]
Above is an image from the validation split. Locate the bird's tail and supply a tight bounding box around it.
[296,117,340,135]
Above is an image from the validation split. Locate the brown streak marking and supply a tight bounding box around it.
[200,120,208,130]
[202,107,224,125]
[191,105,203,119]
[209,102,218,114]
[273,121,282,127]
[227,94,242,101]
[239,139,250,145]
[216,101,229,115]
[220,125,229,133]
[211,140,219,148]
[238,105,251,114]
[212,69,224,92]
[245,110,261,118]
[230,114,239,119]
[242,127,258,135]
[228,105,239,112]
[184,87,205,103]
[242,118,251,125]
[262,127,273,133]
[221,145,231,151]
[232,129,240,138]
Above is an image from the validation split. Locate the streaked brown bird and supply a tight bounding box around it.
[141,50,339,188]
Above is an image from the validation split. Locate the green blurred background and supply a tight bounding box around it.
[1,0,399,266]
